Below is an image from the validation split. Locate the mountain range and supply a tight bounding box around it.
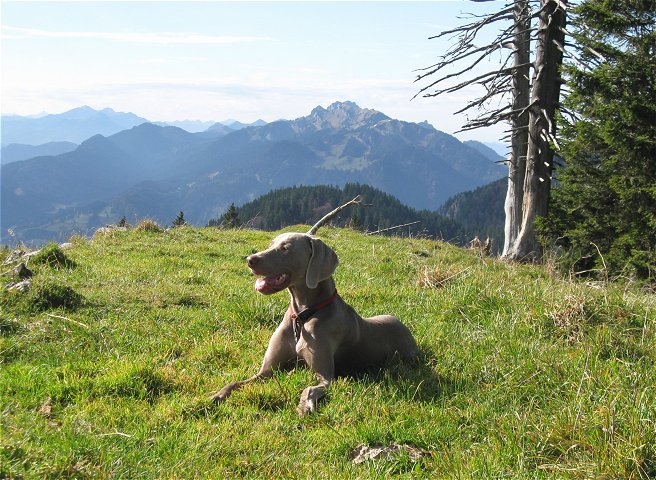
[1,106,149,146]
[1,101,505,246]
[0,106,267,153]
[0,141,78,166]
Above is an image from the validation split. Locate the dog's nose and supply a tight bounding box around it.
[247,255,259,268]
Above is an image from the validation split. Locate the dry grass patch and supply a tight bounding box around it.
[417,262,471,289]
[547,294,589,343]
[135,219,164,233]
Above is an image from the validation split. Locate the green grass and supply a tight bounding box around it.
[1,226,654,479]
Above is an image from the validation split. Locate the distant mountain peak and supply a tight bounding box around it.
[72,105,96,112]
[220,119,268,131]
[417,120,436,130]
[55,105,98,119]
[49,106,148,124]
[327,100,359,111]
[308,101,389,130]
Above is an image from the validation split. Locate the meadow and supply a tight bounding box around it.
[1,226,654,478]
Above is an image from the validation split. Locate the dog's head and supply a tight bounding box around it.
[247,232,338,295]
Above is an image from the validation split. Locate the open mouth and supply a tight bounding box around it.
[254,272,291,295]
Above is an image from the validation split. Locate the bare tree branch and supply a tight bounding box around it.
[416,63,531,100]
[428,6,515,41]
[306,196,371,236]
[366,221,421,236]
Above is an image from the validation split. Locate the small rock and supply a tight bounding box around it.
[3,249,26,265]
[93,225,128,238]
[93,227,113,237]
[7,279,32,293]
[59,242,74,250]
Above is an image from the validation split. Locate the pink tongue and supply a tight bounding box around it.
[254,277,269,292]
[254,274,288,293]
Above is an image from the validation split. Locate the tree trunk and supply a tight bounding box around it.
[502,0,532,256]
[504,0,567,261]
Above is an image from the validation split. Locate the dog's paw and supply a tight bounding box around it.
[297,386,325,417]
[209,391,226,404]
[297,399,315,417]
[209,382,239,404]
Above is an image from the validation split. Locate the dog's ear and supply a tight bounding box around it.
[306,236,338,289]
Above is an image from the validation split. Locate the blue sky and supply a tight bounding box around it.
[1,1,509,142]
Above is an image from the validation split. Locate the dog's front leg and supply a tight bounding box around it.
[297,343,334,416]
[211,318,296,404]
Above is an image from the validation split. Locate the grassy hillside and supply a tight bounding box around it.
[1,226,654,478]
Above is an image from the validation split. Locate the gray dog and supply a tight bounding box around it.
[211,232,418,416]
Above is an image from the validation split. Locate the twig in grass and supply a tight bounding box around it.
[45,313,89,329]
[411,379,425,402]
[96,431,132,438]
[590,242,609,284]
[573,348,591,432]
[437,267,472,286]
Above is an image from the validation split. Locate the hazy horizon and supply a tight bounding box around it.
[2,1,509,144]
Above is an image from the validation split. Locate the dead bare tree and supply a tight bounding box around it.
[504,0,531,255]
[415,0,568,261]
[505,0,567,260]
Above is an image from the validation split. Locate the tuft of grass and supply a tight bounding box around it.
[31,243,76,269]
[1,226,654,479]
[27,280,84,312]
[92,362,176,402]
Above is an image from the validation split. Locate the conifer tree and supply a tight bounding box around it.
[172,211,186,227]
[221,203,241,229]
[539,0,656,280]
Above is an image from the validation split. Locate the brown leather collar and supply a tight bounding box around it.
[289,290,338,342]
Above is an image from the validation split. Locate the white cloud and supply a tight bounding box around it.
[145,56,208,65]
[1,25,273,45]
